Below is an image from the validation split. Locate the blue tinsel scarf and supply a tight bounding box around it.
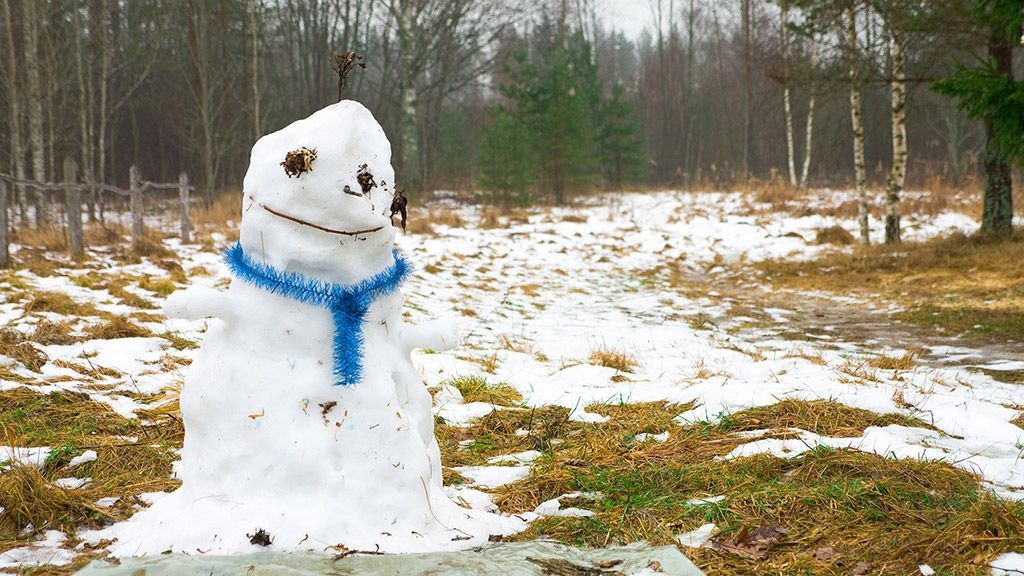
[224,242,411,386]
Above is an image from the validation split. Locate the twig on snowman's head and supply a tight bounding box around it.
[332,51,366,101]
[390,188,408,231]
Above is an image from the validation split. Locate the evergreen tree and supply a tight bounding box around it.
[933,0,1023,235]
[477,104,537,204]
[598,84,645,188]
[528,31,600,203]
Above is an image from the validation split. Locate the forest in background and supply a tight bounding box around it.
[0,1,1021,229]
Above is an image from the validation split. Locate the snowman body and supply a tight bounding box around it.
[107,101,521,556]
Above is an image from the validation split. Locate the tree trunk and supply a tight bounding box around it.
[781,1,797,187]
[179,172,191,243]
[800,40,818,189]
[130,165,144,247]
[741,0,752,182]
[1,0,26,227]
[248,0,261,140]
[63,158,84,257]
[94,0,111,223]
[0,179,8,267]
[73,3,95,225]
[22,0,47,226]
[397,0,420,193]
[981,26,1013,235]
[884,28,907,245]
[848,6,869,244]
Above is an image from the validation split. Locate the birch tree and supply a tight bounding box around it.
[848,3,869,243]
[782,0,797,186]
[884,23,907,244]
[22,0,47,225]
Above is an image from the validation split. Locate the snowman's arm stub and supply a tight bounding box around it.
[402,317,459,352]
[164,286,234,321]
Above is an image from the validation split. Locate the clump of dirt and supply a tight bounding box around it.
[281,147,317,178]
[248,528,273,546]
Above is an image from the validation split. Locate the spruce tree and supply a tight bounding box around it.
[477,105,537,204]
[598,84,645,188]
[933,0,1023,235]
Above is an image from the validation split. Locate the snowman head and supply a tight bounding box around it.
[239,101,399,285]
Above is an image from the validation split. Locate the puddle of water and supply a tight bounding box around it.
[75,540,704,575]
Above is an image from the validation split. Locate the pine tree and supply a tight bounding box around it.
[598,84,645,188]
[933,0,1022,235]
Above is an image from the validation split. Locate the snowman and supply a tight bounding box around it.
[106,101,523,556]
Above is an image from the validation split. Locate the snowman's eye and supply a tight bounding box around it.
[356,164,377,194]
[343,184,363,197]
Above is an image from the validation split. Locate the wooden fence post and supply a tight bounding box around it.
[179,172,191,243]
[129,165,144,247]
[0,179,8,268]
[63,158,84,257]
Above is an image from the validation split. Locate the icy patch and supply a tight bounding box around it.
[991,553,1024,576]
[53,477,90,489]
[454,466,531,489]
[487,450,542,465]
[0,531,75,569]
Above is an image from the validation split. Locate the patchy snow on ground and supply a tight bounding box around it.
[0,190,1021,570]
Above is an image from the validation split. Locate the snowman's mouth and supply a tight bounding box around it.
[258,201,384,237]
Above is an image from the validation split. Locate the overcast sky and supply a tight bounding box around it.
[598,0,654,39]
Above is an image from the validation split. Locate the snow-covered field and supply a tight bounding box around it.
[1,190,1022,573]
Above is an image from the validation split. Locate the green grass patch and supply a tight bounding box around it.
[460,399,1019,574]
[445,375,522,406]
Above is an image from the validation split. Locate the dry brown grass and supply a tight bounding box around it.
[725,399,935,437]
[588,346,638,373]
[0,465,115,536]
[868,349,921,371]
[0,328,48,372]
[404,218,436,236]
[470,399,1023,575]
[192,190,242,231]
[30,320,81,346]
[0,387,183,543]
[1010,412,1024,431]
[84,317,153,340]
[814,225,855,246]
[22,291,97,317]
[10,227,68,251]
[746,173,805,212]
[758,233,1024,339]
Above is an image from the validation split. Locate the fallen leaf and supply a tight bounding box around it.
[812,546,838,561]
[849,561,872,575]
[712,524,788,560]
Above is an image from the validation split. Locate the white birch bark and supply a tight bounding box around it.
[799,40,818,189]
[884,27,907,245]
[782,1,797,187]
[849,6,869,244]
